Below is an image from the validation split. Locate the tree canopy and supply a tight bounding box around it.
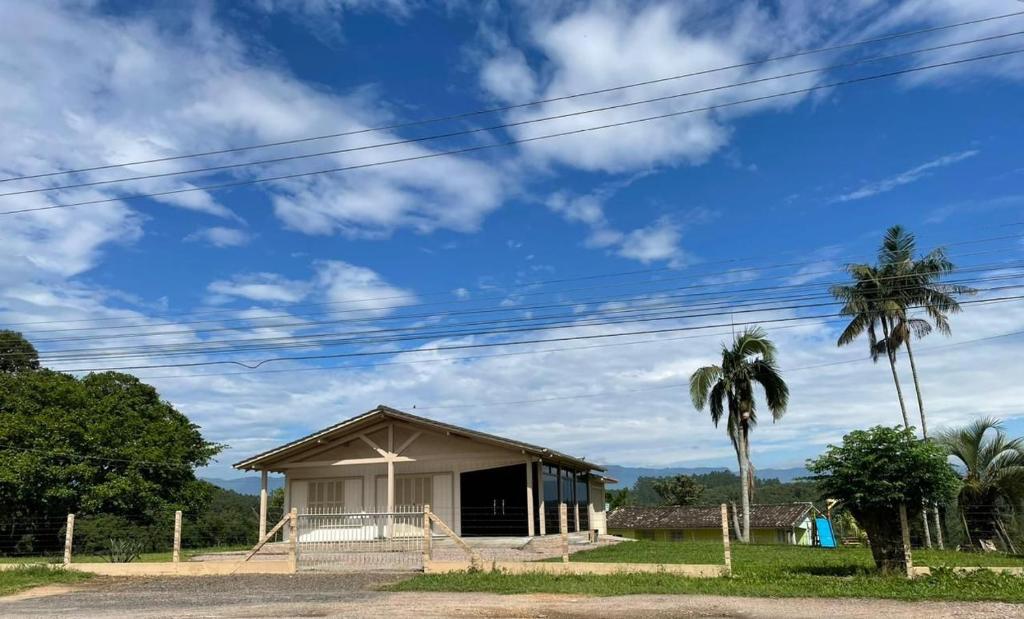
[0,330,39,374]
[652,474,704,506]
[807,425,959,572]
[0,369,221,543]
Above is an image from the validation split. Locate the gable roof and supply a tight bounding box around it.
[608,503,813,530]
[233,404,605,472]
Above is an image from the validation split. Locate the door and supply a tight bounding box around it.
[459,464,528,536]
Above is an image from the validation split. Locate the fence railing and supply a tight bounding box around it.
[294,507,426,571]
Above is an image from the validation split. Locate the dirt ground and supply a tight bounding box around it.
[2,573,1022,619]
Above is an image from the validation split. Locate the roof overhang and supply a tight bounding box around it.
[233,404,605,473]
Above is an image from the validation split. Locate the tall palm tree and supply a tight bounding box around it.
[937,418,1024,550]
[831,263,912,429]
[690,327,789,543]
[876,225,974,439]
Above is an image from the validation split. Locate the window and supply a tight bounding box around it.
[307,479,357,513]
[395,475,433,508]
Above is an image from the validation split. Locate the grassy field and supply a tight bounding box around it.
[0,566,92,597]
[0,544,251,564]
[391,541,1024,602]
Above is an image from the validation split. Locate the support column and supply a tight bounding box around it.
[259,470,269,539]
[387,425,395,538]
[525,459,535,537]
[536,462,546,535]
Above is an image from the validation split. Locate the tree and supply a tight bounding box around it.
[606,488,632,511]
[936,417,1024,550]
[652,474,704,506]
[831,264,912,430]
[0,330,39,374]
[876,225,973,439]
[807,426,959,573]
[690,327,789,542]
[0,369,221,554]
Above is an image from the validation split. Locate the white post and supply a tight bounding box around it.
[559,502,569,563]
[288,508,298,573]
[422,504,432,566]
[574,502,581,533]
[933,506,945,550]
[63,514,75,566]
[536,462,546,536]
[173,510,182,563]
[259,470,269,540]
[525,459,535,537]
[387,425,395,539]
[721,504,732,576]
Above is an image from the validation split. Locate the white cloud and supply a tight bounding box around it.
[207,273,310,304]
[477,1,837,174]
[0,2,506,245]
[617,217,685,264]
[313,260,417,316]
[833,150,979,203]
[184,227,252,248]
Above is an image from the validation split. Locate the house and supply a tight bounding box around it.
[608,503,815,545]
[234,405,611,539]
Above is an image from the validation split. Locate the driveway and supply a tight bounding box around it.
[2,574,1021,618]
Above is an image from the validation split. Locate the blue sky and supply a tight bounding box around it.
[2,0,1024,478]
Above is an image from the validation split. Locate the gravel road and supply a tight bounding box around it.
[2,574,1022,618]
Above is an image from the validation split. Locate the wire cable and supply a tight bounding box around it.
[3,9,1020,185]
[6,29,1022,198]
[3,47,1021,216]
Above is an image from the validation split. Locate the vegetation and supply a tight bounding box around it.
[807,426,960,573]
[937,417,1024,550]
[689,327,789,542]
[651,474,704,506]
[0,332,223,557]
[0,330,40,374]
[392,541,1024,601]
[612,471,818,508]
[0,565,91,597]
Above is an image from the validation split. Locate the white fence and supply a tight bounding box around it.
[296,508,426,571]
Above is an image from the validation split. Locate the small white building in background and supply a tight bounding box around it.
[234,405,611,539]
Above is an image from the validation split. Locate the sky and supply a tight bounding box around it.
[2,0,1024,479]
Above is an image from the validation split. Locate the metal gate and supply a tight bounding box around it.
[296,509,425,571]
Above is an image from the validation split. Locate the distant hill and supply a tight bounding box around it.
[603,465,808,488]
[203,475,285,495]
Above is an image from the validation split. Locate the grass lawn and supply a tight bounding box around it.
[0,566,92,597]
[390,541,1024,602]
[0,544,251,564]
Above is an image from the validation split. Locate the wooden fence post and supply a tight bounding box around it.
[559,502,569,563]
[172,510,182,563]
[422,504,432,566]
[538,501,546,536]
[288,508,298,573]
[899,504,914,579]
[63,514,75,567]
[720,503,732,576]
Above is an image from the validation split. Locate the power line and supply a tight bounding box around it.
[24,257,1021,347]
[3,47,1022,217]
[22,268,1015,362]
[3,9,1020,185]
[7,29,1023,198]
[28,273,1019,364]
[7,227,1020,333]
[47,294,1024,373]
[408,327,1024,411]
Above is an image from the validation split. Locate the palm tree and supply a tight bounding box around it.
[831,263,912,430]
[876,225,974,439]
[937,418,1024,550]
[690,327,789,543]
